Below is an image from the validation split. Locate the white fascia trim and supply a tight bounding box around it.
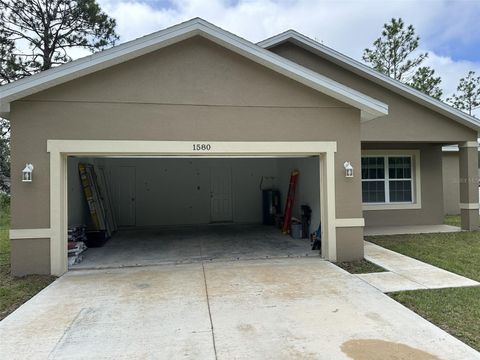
[10,228,52,239]
[258,30,480,132]
[336,218,365,227]
[460,203,480,210]
[0,18,387,121]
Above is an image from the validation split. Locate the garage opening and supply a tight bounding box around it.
[66,155,322,269]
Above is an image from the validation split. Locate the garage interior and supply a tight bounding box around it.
[67,156,322,269]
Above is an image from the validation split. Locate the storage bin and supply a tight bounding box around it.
[291,223,303,239]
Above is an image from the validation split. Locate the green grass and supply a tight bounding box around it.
[444,215,461,227]
[367,231,480,281]
[391,287,480,351]
[368,228,480,351]
[0,195,56,320]
[336,259,385,274]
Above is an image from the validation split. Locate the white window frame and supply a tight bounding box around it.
[362,155,414,204]
[362,150,421,211]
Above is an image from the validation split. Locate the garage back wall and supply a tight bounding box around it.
[68,157,321,229]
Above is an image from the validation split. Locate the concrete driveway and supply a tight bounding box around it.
[1,258,478,360]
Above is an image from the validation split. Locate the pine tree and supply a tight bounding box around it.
[363,18,428,82]
[447,71,480,116]
[409,66,443,100]
[0,119,9,193]
[0,0,118,192]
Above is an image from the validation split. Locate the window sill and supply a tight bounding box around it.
[362,202,421,211]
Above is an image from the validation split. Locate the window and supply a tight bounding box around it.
[362,155,414,204]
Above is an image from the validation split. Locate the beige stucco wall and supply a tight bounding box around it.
[269,42,478,143]
[10,238,50,276]
[10,36,365,274]
[336,227,364,262]
[442,152,461,215]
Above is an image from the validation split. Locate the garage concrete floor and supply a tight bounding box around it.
[73,224,317,269]
[1,258,478,359]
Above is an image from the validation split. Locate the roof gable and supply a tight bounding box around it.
[26,36,348,110]
[0,18,387,121]
[258,30,480,132]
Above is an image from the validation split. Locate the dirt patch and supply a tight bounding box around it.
[0,272,56,320]
[336,259,385,274]
[341,339,441,360]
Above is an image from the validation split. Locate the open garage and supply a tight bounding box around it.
[67,152,325,269]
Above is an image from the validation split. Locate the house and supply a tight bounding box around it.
[442,143,480,215]
[1,18,478,276]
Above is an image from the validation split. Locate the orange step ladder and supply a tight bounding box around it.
[282,170,299,234]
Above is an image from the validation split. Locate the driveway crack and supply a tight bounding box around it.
[200,236,218,360]
[47,307,89,359]
[202,262,218,360]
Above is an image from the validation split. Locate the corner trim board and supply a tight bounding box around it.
[459,141,479,148]
[10,228,52,239]
[460,203,480,210]
[335,218,365,227]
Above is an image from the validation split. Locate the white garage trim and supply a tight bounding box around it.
[47,140,338,275]
[10,228,52,239]
[47,140,338,156]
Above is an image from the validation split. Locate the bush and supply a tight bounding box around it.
[0,193,10,228]
[0,193,10,208]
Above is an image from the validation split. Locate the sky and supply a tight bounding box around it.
[91,0,480,115]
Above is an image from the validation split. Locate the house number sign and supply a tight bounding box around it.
[192,144,212,151]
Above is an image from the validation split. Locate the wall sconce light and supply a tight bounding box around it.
[22,164,34,182]
[343,161,353,178]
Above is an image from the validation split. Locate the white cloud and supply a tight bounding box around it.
[425,52,478,96]
[424,51,480,117]
[99,1,179,41]
[96,0,479,55]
